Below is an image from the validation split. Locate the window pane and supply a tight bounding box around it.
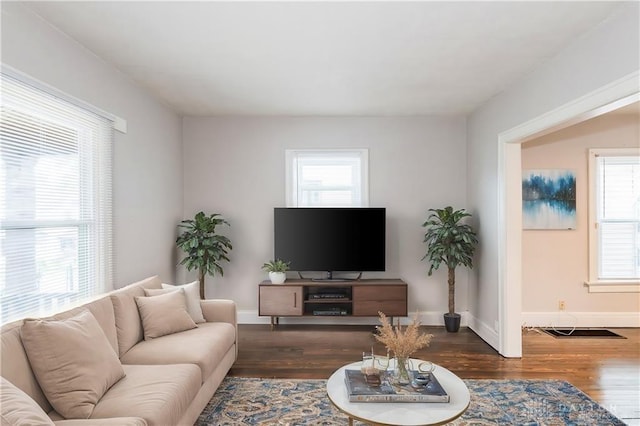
[301,164,354,187]
[599,222,639,279]
[1,227,79,292]
[300,190,354,207]
[36,155,80,221]
[0,72,112,324]
[288,150,367,207]
[595,153,640,280]
[0,227,86,321]
[599,156,640,220]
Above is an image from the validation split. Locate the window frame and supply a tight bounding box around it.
[285,149,369,208]
[586,147,640,293]
[0,68,119,323]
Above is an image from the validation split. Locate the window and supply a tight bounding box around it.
[0,71,114,323]
[286,149,368,207]
[587,148,640,292]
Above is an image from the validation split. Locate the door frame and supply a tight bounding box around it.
[497,71,639,357]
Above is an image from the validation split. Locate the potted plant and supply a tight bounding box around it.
[176,211,232,299]
[422,206,478,332]
[261,259,290,284]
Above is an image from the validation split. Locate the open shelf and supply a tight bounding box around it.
[259,279,408,327]
[303,299,352,304]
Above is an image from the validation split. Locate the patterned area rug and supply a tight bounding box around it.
[197,377,625,425]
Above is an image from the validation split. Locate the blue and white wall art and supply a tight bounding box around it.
[522,169,576,230]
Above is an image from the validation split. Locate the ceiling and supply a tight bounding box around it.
[24,1,625,117]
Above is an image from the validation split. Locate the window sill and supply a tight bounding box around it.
[584,281,640,293]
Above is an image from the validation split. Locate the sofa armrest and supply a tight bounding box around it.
[54,418,147,426]
[200,299,237,325]
[200,299,238,359]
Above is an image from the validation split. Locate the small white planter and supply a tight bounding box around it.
[269,271,286,284]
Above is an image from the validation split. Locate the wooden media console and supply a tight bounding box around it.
[258,279,408,328]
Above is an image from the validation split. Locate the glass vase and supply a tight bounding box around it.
[393,357,412,385]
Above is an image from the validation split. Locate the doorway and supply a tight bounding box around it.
[497,72,639,357]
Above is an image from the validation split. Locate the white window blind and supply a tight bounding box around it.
[0,72,113,324]
[286,149,368,207]
[592,151,640,280]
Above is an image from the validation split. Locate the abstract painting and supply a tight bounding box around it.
[522,169,576,229]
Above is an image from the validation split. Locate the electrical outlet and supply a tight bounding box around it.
[558,300,566,311]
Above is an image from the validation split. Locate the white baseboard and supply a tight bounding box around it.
[413,311,469,327]
[522,311,640,328]
[466,314,500,351]
[238,311,270,324]
[237,310,470,327]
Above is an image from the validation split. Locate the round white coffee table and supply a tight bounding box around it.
[326,359,470,426]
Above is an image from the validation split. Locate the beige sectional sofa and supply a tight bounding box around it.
[0,275,237,426]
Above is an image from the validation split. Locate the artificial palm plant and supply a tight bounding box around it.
[422,206,478,332]
[176,211,232,299]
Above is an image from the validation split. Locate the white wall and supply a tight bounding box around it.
[1,3,184,287]
[182,116,467,323]
[467,2,639,352]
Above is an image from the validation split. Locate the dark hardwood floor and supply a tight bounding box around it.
[229,324,640,424]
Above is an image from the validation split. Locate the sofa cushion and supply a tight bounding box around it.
[119,322,235,383]
[110,276,162,357]
[135,290,197,340]
[1,320,53,413]
[142,287,171,297]
[20,310,125,419]
[0,376,55,426]
[90,364,200,426]
[51,296,119,355]
[0,295,118,415]
[162,281,206,323]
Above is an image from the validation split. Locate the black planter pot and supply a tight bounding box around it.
[443,313,461,332]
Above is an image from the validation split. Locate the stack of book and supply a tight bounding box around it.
[344,369,449,403]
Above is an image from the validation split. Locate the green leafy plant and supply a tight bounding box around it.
[261,259,291,273]
[176,211,232,299]
[422,206,478,316]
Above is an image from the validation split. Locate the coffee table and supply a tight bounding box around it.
[326,359,470,426]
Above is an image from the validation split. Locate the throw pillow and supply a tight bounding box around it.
[134,289,197,340]
[161,281,206,323]
[0,376,55,426]
[144,283,205,323]
[20,310,125,419]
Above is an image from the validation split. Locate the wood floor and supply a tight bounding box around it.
[229,324,640,424]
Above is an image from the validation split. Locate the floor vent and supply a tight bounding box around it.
[542,328,626,339]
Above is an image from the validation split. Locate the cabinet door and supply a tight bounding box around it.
[353,285,407,316]
[259,286,303,316]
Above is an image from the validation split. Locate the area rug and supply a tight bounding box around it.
[196,377,625,425]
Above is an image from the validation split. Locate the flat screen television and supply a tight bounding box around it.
[274,207,385,279]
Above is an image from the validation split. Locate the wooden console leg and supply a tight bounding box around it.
[270,316,280,330]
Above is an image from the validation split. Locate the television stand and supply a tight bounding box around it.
[258,279,408,329]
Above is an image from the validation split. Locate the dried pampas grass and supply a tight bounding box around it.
[375,312,433,359]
